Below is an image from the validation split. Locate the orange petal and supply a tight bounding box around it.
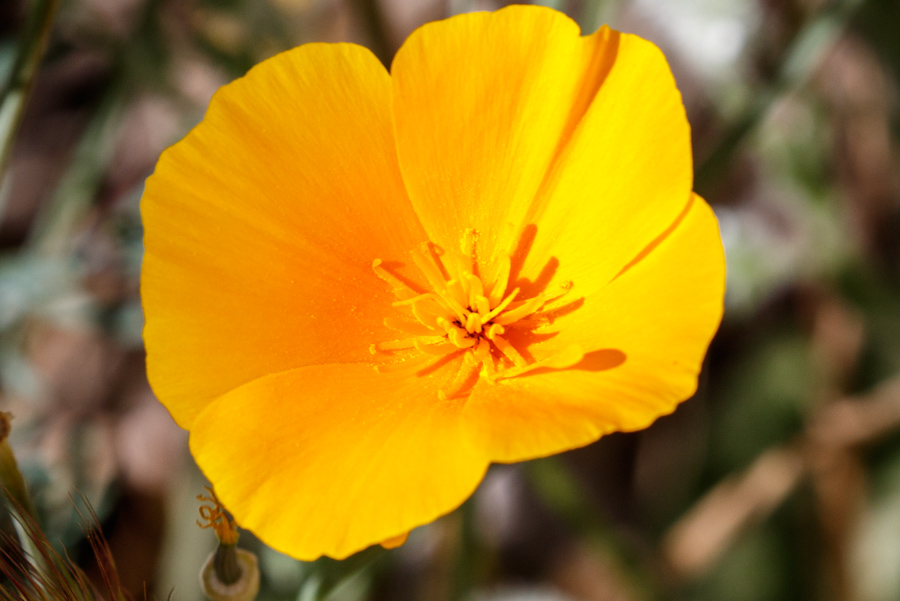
[465,195,725,463]
[391,5,620,264]
[142,43,427,429]
[189,361,487,560]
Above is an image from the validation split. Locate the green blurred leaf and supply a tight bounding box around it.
[296,545,385,601]
[0,0,60,201]
[711,332,814,472]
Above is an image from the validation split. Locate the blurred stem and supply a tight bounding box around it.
[28,86,124,256]
[0,413,47,582]
[350,0,392,67]
[0,443,37,523]
[526,457,659,600]
[0,0,60,208]
[577,0,622,36]
[0,418,25,573]
[694,89,778,195]
[451,499,477,601]
[694,0,867,195]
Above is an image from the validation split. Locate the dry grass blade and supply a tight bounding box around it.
[0,493,139,601]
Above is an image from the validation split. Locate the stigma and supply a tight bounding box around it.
[372,229,583,399]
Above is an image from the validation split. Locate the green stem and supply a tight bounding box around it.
[451,499,477,601]
[0,0,61,204]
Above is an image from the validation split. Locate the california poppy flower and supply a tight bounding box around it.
[141,5,725,560]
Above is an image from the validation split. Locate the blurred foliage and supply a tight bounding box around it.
[0,0,899,599]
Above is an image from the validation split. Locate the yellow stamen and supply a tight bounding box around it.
[372,337,442,354]
[474,339,496,380]
[414,339,462,356]
[438,351,480,400]
[412,250,449,297]
[440,235,476,285]
[383,317,436,336]
[494,293,546,325]
[492,335,528,368]
[411,299,453,330]
[436,317,454,332]
[394,293,462,323]
[486,254,511,306]
[484,287,520,321]
[376,351,459,375]
[392,292,435,307]
[445,279,469,312]
[466,273,485,308]
[372,259,417,295]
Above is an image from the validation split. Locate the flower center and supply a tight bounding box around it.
[371,229,584,399]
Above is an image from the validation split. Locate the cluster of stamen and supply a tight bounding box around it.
[371,230,583,399]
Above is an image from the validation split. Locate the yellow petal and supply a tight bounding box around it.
[141,43,427,429]
[465,195,725,463]
[391,5,620,264]
[380,531,410,549]
[189,361,488,561]
[516,29,694,298]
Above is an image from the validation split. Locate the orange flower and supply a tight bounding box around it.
[141,5,725,560]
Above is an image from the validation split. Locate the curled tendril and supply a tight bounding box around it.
[197,486,239,545]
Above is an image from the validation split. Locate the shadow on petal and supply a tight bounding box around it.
[514,348,626,378]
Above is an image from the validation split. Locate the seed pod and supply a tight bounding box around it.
[200,547,260,601]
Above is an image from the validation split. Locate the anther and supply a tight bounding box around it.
[474,295,491,315]
[465,313,483,334]
[447,328,476,349]
[485,323,505,340]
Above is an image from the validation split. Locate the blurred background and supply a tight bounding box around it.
[1,0,900,599]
